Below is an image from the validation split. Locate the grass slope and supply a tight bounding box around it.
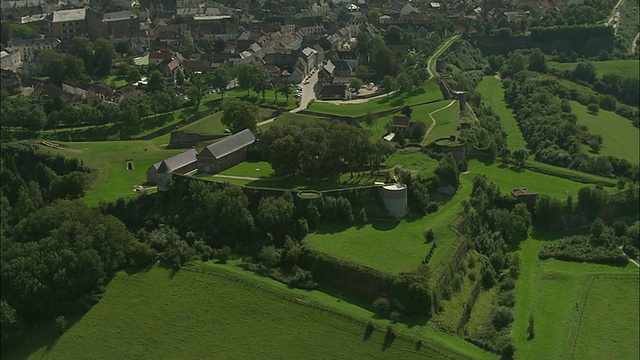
[217,161,275,178]
[570,101,640,164]
[476,76,526,150]
[43,141,184,205]
[9,265,489,360]
[362,100,450,141]
[426,100,460,144]
[512,233,638,360]
[547,60,640,79]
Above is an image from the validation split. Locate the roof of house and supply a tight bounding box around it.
[318,84,346,97]
[103,10,137,22]
[155,149,198,174]
[511,188,538,197]
[51,8,86,23]
[392,116,410,127]
[203,129,255,159]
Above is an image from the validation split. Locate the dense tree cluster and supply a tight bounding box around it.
[1,200,145,349]
[538,218,633,265]
[501,65,639,180]
[259,122,394,180]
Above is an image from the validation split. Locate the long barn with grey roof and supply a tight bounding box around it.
[146,148,198,185]
[197,129,255,174]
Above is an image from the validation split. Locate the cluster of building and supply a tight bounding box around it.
[146,128,255,190]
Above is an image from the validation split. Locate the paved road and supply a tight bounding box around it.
[293,71,318,112]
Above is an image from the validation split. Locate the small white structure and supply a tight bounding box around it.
[380,183,408,219]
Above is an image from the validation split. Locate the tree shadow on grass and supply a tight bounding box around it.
[2,313,84,360]
[363,324,374,341]
[381,329,397,351]
[371,219,400,231]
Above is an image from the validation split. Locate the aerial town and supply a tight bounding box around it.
[0,0,638,358]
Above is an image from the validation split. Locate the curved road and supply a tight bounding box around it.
[420,99,457,146]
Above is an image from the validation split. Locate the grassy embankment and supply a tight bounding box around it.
[547,60,639,79]
[3,264,495,360]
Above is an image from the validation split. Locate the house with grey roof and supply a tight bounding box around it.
[197,129,256,174]
[147,149,198,190]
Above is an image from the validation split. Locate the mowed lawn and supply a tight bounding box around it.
[512,234,638,360]
[44,141,184,205]
[573,275,639,360]
[261,112,331,130]
[547,60,640,79]
[476,76,527,150]
[10,265,464,360]
[570,101,640,164]
[308,82,443,117]
[217,161,275,178]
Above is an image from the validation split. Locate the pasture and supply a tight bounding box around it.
[511,233,638,360]
[43,141,184,205]
[547,60,640,79]
[307,82,443,117]
[476,76,526,150]
[572,275,639,360]
[5,265,487,360]
[570,101,640,164]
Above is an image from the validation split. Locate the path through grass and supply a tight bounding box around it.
[476,76,526,150]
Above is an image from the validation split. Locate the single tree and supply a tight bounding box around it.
[221,99,259,133]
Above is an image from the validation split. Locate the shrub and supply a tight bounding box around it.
[499,277,515,291]
[424,228,435,243]
[386,325,397,339]
[287,269,317,290]
[527,315,535,340]
[426,201,439,213]
[55,316,67,334]
[389,311,401,323]
[468,272,477,282]
[498,290,516,308]
[492,306,515,330]
[373,297,391,317]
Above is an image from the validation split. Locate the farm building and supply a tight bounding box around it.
[147,149,198,184]
[197,129,256,174]
[391,116,411,135]
[511,188,539,205]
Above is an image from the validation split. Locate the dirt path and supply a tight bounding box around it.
[607,0,626,34]
[211,174,260,181]
[420,99,457,146]
[630,32,640,53]
[618,246,639,267]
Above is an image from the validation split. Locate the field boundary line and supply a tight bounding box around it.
[565,273,638,359]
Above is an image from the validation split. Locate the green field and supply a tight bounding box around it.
[547,60,640,79]
[476,76,526,150]
[570,101,640,164]
[572,276,639,360]
[44,141,184,205]
[308,82,443,117]
[5,264,495,360]
[512,233,639,360]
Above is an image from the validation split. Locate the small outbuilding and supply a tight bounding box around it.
[146,148,198,184]
[511,188,539,205]
[197,129,256,174]
[391,116,411,135]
